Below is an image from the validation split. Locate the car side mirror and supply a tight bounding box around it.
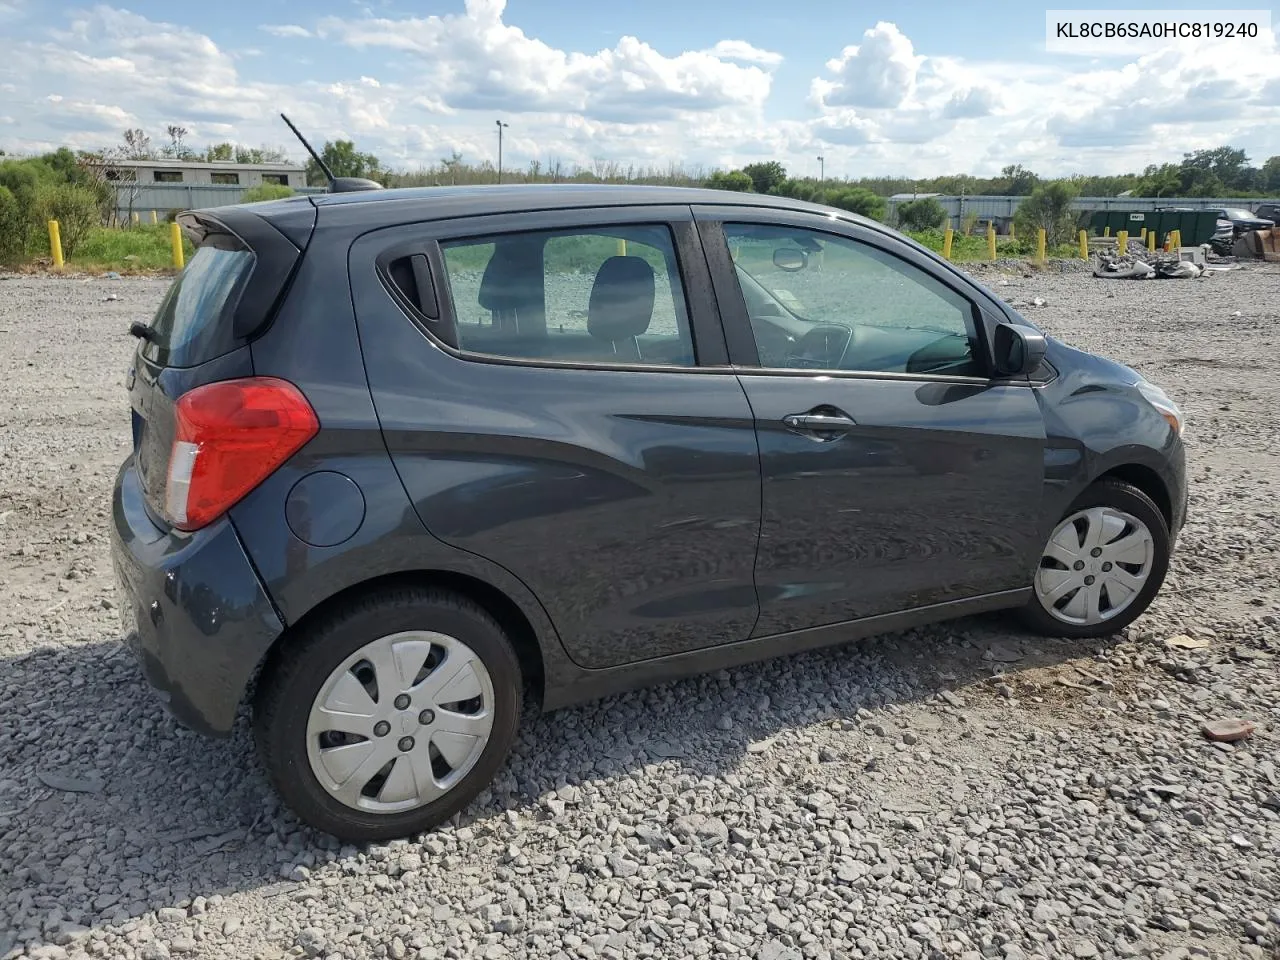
[992,323,1048,377]
[773,248,807,272]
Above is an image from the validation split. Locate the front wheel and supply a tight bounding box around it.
[1020,479,1171,639]
[253,587,522,841]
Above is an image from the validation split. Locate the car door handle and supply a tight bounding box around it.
[782,412,857,435]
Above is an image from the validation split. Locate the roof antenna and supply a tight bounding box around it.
[279,112,382,193]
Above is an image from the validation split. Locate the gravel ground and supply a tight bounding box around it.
[1,264,1278,960]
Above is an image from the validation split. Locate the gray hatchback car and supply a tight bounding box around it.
[111,185,1187,840]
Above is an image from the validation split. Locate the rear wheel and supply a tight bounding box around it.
[253,587,521,841]
[1020,479,1170,638]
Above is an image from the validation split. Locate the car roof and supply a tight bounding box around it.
[289,182,883,231]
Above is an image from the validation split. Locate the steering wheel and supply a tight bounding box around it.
[786,323,852,370]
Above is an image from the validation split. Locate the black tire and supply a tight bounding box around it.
[253,587,522,842]
[1019,478,1171,639]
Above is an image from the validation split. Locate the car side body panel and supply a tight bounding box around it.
[1034,338,1188,539]
[346,207,765,671]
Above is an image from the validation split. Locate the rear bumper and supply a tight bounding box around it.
[110,459,284,736]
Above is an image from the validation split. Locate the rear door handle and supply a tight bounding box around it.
[782,412,857,435]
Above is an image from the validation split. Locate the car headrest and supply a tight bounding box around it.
[588,256,655,342]
[478,246,535,312]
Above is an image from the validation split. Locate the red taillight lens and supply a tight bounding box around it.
[164,377,319,531]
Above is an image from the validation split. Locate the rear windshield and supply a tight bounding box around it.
[1221,208,1253,220]
[142,239,254,368]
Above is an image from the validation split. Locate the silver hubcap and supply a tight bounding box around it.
[1035,506,1154,626]
[306,631,495,813]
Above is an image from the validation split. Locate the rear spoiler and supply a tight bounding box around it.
[176,206,311,340]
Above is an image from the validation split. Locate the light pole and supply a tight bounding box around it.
[817,155,824,185]
[495,120,509,184]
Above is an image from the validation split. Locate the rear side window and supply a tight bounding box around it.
[143,240,254,368]
[437,225,696,367]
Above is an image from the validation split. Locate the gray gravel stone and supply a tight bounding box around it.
[2,268,1280,960]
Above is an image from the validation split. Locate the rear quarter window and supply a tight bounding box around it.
[143,240,254,368]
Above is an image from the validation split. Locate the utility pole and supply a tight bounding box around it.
[495,120,509,184]
[816,155,824,185]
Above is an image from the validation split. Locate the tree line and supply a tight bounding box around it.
[3,124,1277,266]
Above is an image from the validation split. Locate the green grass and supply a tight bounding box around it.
[906,229,1083,262]
[65,225,194,273]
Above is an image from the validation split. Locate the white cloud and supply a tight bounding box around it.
[317,0,773,121]
[0,6,1277,180]
[261,24,312,39]
[813,22,921,109]
[703,40,783,67]
[805,21,1280,176]
[940,87,998,120]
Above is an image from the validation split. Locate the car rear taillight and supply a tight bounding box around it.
[164,377,319,532]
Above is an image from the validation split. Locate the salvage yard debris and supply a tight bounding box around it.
[1094,251,1213,280]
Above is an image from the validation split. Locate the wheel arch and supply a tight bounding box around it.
[1095,462,1172,530]
[248,569,549,714]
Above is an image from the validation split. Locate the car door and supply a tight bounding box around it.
[348,205,762,669]
[693,206,1047,638]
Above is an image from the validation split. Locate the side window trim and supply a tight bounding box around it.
[693,207,997,379]
[372,206,730,370]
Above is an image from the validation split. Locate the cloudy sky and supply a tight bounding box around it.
[1,0,1278,178]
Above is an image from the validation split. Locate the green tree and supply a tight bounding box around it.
[306,140,381,185]
[0,160,41,254]
[235,145,289,164]
[896,197,947,231]
[1180,146,1252,192]
[1263,155,1280,193]
[825,187,885,220]
[0,186,24,262]
[37,182,102,256]
[1135,163,1181,197]
[120,128,153,160]
[240,183,295,203]
[741,161,786,195]
[995,164,1039,195]
[205,142,235,162]
[705,170,753,192]
[1013,181,1079,246]
[772,178,824,203]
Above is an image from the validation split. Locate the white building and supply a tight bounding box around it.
[93,158,307,188]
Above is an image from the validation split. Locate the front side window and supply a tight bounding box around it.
[439,224,695,367]
[724,223,983,377]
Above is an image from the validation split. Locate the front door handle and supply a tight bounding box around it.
[782,411,857,437]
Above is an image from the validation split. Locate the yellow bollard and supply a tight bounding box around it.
[1139,227,1146,241]
[616,238,627,256]
[1078,229,1089,259]
[48,220,64,269]
[942,227,954,261]
[1173,229,1182,249]
[170,222,185,269]
[1036,228,1046,263]
[150,210,158,225]
[1104,225,1110,237]
[1117,230,1128,254]
[986,223,997,261]
[131,212,140,226]
[1147,229,1156,252]
[1008,222,1015,240]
